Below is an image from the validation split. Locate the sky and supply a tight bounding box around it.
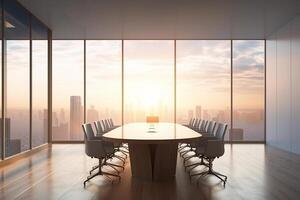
[6,40,264,116]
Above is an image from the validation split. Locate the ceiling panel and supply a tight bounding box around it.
[18,0,300,39]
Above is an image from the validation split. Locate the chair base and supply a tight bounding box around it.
[188,157,227,187]
[191,169,227,186]
[84,158,122,187]
[84,170,121,187]
[90,156,125,175]
[185,158,208,172]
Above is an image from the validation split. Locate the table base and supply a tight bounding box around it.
[128,143,178,181]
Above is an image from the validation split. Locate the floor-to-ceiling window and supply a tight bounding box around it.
[32,18,48,147]
[176,40,231,139]
[124,40,174,123]
[5,1,30,156]
[0,0,50,160]
[51,40,264,143]
[86,40,122,125]
[233,40,265,141]
[52,40,84,141]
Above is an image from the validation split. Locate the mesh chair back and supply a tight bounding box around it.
[215,123,228,140]
[193,119,198,129]
[105,119,110,130]
[101,120,107,132]
[188,118,193,126]
[94,121,105,136]
[195,119,201,130]
[200,120,207,132]
[206,121,216,135]
[190,118,195,127]
[109,118,114,127]
[82,123,95,140]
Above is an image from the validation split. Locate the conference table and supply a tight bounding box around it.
[103,122,201,181]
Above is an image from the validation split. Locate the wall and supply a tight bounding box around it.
[266,15,300,154]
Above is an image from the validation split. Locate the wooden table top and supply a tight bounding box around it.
[102,122,202,144]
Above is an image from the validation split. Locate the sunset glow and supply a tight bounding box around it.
[49,40,264,141]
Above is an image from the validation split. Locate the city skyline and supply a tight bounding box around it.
[51,94,263,141]
[41,39,263,141]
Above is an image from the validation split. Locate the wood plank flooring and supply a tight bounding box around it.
[0,144,300,200]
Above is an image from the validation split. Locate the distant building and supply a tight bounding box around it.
[0,118,21,157]
[87,105,99,123]
[195,106,202,119]
[70,96,82,140]
[52,111,58,127]
[188,110,194,120]
[59,108,66,123]
[43,109,48,142]
[217,110,225,122]
[203,110,210,120]
[52,122,69,140]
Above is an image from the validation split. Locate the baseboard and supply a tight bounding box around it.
[224,141,265,144]
[51,141,84,144]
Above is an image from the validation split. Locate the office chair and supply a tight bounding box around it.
[109,118,117,129]
[85,122,124,175]
[94,121,126,164]
[183,121,216,166]
[180,118,203,156]
[205,121,217,136]
[198,120,208,133]
[192,119,200,131]
[179,118,194,151]
[105,119,111,131]
[190,123,228,186]
[82,123,121,186]
[189,118,195,127]
[101,120,108,132]
[101,119,128,158]
[94,120,105,136]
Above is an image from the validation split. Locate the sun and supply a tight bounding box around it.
[142,88,160,108]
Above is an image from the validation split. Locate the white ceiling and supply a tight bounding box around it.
[19,0,300,39]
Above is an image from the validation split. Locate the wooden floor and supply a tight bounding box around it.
[0,144,300,200]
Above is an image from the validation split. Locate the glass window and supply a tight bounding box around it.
[52,40,84,141]
[32,17,48,147]
[86,40,122,125]
[5,0,30,157]
[176,40,231,140]
[233,40,265,141]
[124,40,174,123]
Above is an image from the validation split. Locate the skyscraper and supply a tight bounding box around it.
[1,118,21,157]
[52,111,58,127]
[59,108,66,123]
[195,105,202,119]
[70,96,82,140]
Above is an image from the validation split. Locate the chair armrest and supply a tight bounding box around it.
[93,136,103,140]
[201,133,216,138]
[204,139,225,158]
[193,135,216,147]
